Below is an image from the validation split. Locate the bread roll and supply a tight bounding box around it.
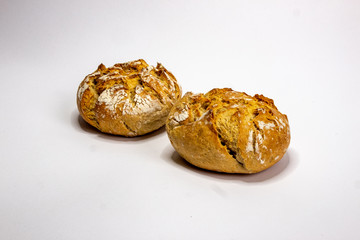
[166,88,290,173]
[77,59,182,136]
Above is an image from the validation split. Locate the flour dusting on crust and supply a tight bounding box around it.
[246,130,254,152]
[257,121,275,130]
[78,81,89,100]
[77,71,101,99]
[132,93,162,115]
[97,85,126,116]
[173,105,189,122]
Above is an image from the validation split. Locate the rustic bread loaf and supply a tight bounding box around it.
[166,88,290,173]
[77,59,182,136]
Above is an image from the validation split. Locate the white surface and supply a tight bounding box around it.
[1,0,360,239]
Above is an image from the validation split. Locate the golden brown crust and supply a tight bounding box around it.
[166,88,290,173]
[77,59,182,136]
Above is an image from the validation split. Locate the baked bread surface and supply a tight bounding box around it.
[166,88,290,173]
[77,59,181,136]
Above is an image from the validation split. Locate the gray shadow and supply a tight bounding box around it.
[70,109,166,142]
[162,146,298,183]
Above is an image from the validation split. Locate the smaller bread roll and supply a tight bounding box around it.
[77,59,182,136]
[166,88,290,173]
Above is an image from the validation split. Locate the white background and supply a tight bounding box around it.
[1,0,360,239]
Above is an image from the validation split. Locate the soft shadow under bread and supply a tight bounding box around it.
[71,110,165,142]
[164,147,298,183]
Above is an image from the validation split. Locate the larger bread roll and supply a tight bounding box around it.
[166,88,290,173]
[77,59,182,136]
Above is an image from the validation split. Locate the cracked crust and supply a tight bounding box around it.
[165,88,290,173]
[77,59,182,136]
